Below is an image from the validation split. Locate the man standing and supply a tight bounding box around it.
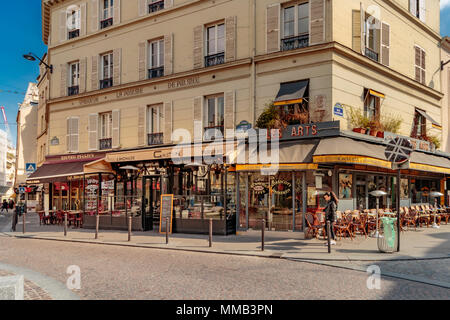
[1,199,8,213]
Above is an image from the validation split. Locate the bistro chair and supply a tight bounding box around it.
[55,211,64,225]
[38,212,50,225]
[426,205,441,226]
[335,213,354,240]
[438,205,450,224]
[351,212,367,238]
[75,212,83,228]
[305,213,323,239]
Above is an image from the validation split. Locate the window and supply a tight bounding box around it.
[415,46,426,85]
[149,0,164,13]
[364,89,381,121]
[101,0,114,29]
[147,105,164,145]
[205,23,225,67]
[100,53,113,89]
[204,95,224,139]
[68,62,79,96]
[148,39,164,79]
[410,0,425,21]
[99,112,113,150]
[364,15,379,62]
[67,8,80,39]
[412,109,427,138]
[281,2,309,51]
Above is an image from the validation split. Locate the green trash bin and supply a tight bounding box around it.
[377,217,398,253]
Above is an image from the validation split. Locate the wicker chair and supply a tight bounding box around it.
[305,213,323,239]
[335,213,354,240]
[351,211,367,238]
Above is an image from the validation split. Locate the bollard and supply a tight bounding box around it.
[209,218,213,248]
[128,215,132,242]
[22,211,25,234]
[64,213,68,237]
[261,219,265,251]
[165,217,169,244]
[326,221,331,254]
[95,214,99,240]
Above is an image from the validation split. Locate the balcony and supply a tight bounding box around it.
[205,52,225,68]
[148,133,164,146]
[68,85,79,96]
[100,78,113,89]
[204,126,224,141]
[281,34,309,51]
[365,47,379,62]
[100,18,113,29]
[99,138,112,150]
[148,66,164,79]
[68,29,80,39]
[149,0,164,13]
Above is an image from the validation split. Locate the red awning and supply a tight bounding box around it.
[26,160,93,183]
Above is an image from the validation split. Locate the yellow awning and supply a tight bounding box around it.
[369,89,385,99]
[236,163,318,171]
[313,155,392,170]
[274,98,303,106]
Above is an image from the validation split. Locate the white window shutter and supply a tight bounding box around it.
[138,0,147,16]
[79,57,87,93]
[114,0,121,24]
[193,25,204,69]
[80,3,87,36]
[60,64,67,97]
[59,9,67,43]
[164,34,174,76]
[225,16,237,62]
[113,48,122,86]
[138,106,146,146]
[90,0,99,32]
[71,117,79,153]
[66,118,71,152]
[164,0,173,9]
[360,3,366,56]
[309,0,325,45]
[91,55,99,90]
[88,113,99,150]
[380,22,390,67]
[112,110,120,148]
[266,3,280,53]
[138,41,147,81]
[419,0,426,22]
[352,10,361,53]
[164,102,173,144]
[224,91,235,131]
[409,0,417,16]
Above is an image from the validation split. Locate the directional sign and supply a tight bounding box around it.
[26,163,36,175]
[385,137,413,164]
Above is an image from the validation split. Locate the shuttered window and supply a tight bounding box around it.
[148,39,165,79]
[414,46,426,84]
[66,117,79,153]
[281,3,309,51]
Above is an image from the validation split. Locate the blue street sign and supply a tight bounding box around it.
[333,103,344,117]
[26,163,36,175]
[19,187,26,194]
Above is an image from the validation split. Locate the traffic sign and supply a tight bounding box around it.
[19,187,26,194]
[333,103,344,117]
[26,163,36,175]
[385,137,413,164]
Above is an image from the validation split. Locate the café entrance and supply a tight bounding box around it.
[142,175,162,231]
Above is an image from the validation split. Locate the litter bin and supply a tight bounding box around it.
[377,217,398,253]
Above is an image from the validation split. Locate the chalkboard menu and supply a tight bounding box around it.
[159,194,174,234]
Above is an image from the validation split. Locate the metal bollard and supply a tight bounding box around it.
[128,215,132,242]
[165,217,169,244]
[95,214,99,240]
[261,219,265,251]
[22,212,25,234]
[64,213,68,237]
[326,221,331,254]
[209,218,213,248]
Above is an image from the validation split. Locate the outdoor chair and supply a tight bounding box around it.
[38,212,50,225]
[305,213,323,239]
[75,212,83,228]
[335,213,354,240]
[438,205,450,224]
[351,212,367,238]
[55,211,64,225]
[425,205,441,226]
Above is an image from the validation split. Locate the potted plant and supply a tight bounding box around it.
[378,113,402,138]
[348,107,371,134]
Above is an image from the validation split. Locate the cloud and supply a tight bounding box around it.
[442,0,450,9]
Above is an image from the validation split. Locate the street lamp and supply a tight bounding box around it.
[441,59,450,71]
[430,191,443,229]
[369,190,387,238]
[23,52,53,73]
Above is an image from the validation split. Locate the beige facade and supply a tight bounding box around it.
[442,37,450,153]
[40,0,444,159]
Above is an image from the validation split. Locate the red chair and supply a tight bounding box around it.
[75,212,83,228]
[38,212,50,225]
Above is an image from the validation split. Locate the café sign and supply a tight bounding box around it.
[269,121,340,141]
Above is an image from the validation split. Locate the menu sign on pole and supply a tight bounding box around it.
[159,194,174,234]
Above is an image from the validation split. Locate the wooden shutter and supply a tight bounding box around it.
[421,49,426,84]
[193,97,203,142]
[138,106,146,146]
[88,113,98,150]
[352,10,361,53]
[224,91,235,131]
[80,3,87,36]
[79,58,87,93]
[266,3,280,53]
[91,55,99,90]
[164,0,173,9]
[60,64,67,97]
[59,10,67,43]
[112,110,120,148]
[138,0,147,16]
[114,0,121,24]
[310,0,325,45]
[225,16,237,62]
[66,118,71,152]
[409,0,417,16]
[193,25,204,69]
[164,34,174,76]
[138,41,147,81]
[113,48,122,86]
[414,46,421,82]
[381,23,390,66]
[71,117,79,153]
[164,102,173,144]
[361,3,366,56]
[90,0,99,32]
[419,0,426,22]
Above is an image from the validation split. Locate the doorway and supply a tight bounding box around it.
[142,175,162,231]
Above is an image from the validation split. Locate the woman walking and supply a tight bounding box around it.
[323,192,339,245]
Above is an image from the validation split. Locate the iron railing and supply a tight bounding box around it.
[100,78,113,89]
[68,29,80,39]
[205,52,225,67]
[365,47,379,62]
[68,85,79,96]
[99,138,112,150]
[148,133,164,146]
[100,18,113,29]
[281,34,309,51]
[149,0,165,13]
[148,66,164,79]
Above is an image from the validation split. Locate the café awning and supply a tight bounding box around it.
[274,80,309,106]
[415,108,442,129]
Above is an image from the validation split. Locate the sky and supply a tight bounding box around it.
[0,1,448,147]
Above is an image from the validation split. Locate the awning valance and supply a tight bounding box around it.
[274,80,309,106]
[415,108,441,129]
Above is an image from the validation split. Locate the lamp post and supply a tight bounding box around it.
[369,190,387,238]
[441,59,450,71]
[430,191,443,229]
[23,53,53,73]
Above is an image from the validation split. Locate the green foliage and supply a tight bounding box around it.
[256,102,281,129]
[426,132,441,149]
[347,106,372,128]
[347,106,403,133]
[380,113,402,133]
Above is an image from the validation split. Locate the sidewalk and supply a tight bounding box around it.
[4,213,450,262]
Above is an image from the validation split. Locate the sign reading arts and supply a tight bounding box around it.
[268,121,340,141]
[159,194,174,234]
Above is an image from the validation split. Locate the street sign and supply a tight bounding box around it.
[333,103,344,117]
[159,194,174,234]
[25,163,36,175]
[19,187,26,194]
[385,137,413,164]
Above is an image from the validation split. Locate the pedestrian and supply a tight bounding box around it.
[1,199,8,213]
[323,191,338,245]
[8,199,14,212]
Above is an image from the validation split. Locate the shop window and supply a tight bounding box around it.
[147,104,164,145]
[363,89,381,121]
[205,22,225,67]
[411,109,426,138]
[281,2,309,51]
[204,95,224,140]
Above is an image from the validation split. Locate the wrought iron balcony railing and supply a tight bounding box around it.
[204,126,224,141]
[205,52,225,67]
[365,47,379,62]
[281,34,309,51]
[148,133,164,146]
[100,78,113,89]
[148,67,164,79]
[99,138,112,150]
[149,0,164,13]
[68,85,79,96]
[68,29,80,39]
[100,18,113,29]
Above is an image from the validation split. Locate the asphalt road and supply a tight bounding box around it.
[0,211,449,300]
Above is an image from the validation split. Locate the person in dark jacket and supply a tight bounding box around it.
[8,199,14,211]
[323,192,338,245]
[1,200,8,213]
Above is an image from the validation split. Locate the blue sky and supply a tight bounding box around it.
[0,1,448,147]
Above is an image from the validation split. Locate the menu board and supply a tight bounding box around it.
[159,194,174,234]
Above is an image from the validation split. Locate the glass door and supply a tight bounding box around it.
[142,176,162,231]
